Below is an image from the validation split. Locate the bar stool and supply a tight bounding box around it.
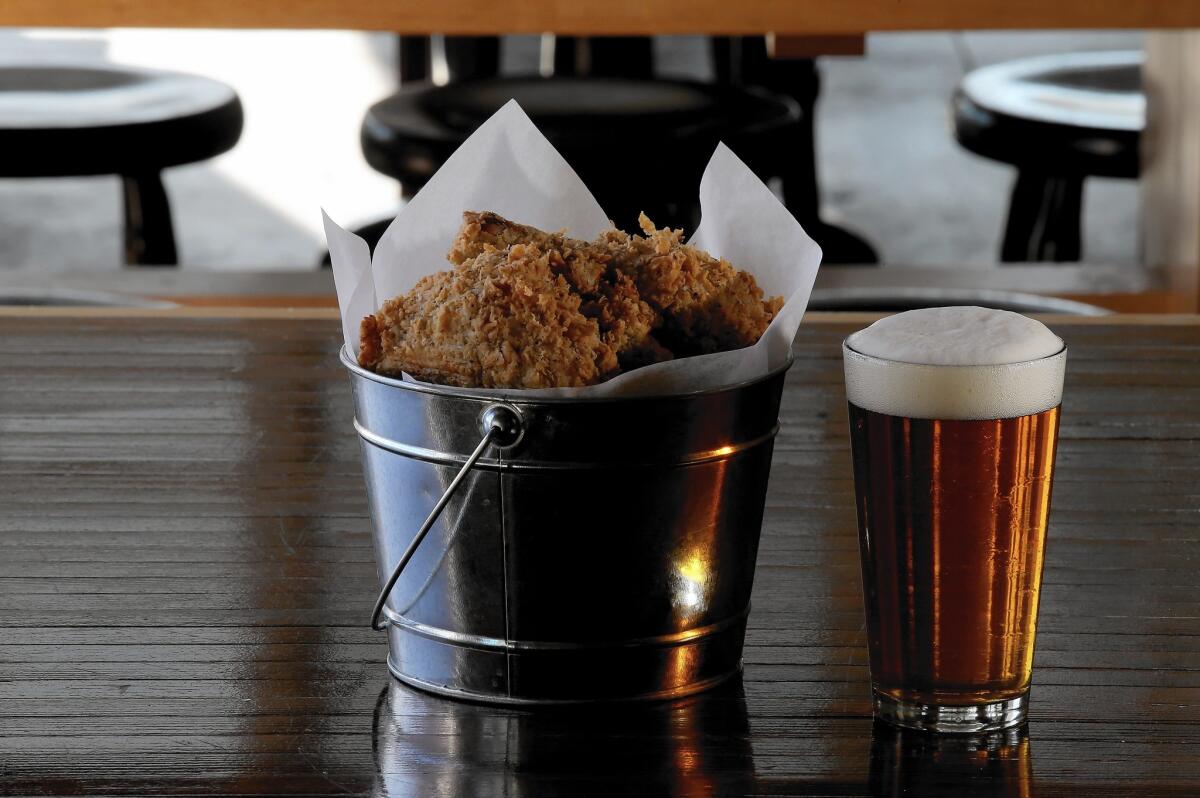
[0,65,244,265]
[952,51,1143,263]
[713,37,879,264]
[361,75,800,234]
[330,37,804,261]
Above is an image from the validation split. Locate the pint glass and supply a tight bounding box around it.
[843,307,1066,732]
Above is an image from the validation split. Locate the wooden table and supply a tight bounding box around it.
[2,309,1198,796]
[0,262,1177,313]
[7,1,1200,33]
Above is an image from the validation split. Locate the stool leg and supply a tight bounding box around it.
[121,172,178,266]
[398,35,431,82]
[444,36,501,81]
[1044,176,1083,262]
[1001,171,1083,263]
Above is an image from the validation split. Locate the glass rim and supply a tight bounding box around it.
[842,337,1067,370]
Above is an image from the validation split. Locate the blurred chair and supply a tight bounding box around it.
[952,51,1142,262]
[357,36,798,238]
[713,36,879,264]
[338,36,853,263]
[353,36,878,263]
[0,65,243,265]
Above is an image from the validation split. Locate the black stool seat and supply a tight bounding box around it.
[954,50,1142,178]
[0,65,243,264]
[952,51,1142,263]
[0,66,242,177]
[362,76,800,232]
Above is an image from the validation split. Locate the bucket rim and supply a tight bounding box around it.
[340,345,794,403]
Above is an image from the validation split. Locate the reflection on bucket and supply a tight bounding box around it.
[345,348,791,704]
[371,677,756,796]
[869,720,1034,797]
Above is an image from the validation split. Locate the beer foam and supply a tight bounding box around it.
[843,307,1065,420]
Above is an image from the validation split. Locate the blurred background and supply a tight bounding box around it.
[0,26,1167,311]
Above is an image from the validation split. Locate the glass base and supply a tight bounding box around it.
[873,690,1028,733]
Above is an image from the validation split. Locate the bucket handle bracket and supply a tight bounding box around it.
[369,403,523,631]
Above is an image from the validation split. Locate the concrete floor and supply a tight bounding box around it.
[818,31,1141,268]
[0,29,1141,272]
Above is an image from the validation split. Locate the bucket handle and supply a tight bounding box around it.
[369,403,524,631]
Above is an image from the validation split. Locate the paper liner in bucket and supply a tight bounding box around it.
[325,101,821,703]
[324,99,822,397]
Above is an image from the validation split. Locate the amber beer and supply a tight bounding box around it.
[843,307,1066,732]
[849,404,1059,702]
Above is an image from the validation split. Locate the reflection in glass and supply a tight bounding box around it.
[869,720,1034,798]
[372,678,756,797]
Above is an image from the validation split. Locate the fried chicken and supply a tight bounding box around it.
[600,214,784,357]
[451,211,666,369]
[453,211,780,356]
[450,211,609,293]
[358,211,784,389]
[359,243,617,388]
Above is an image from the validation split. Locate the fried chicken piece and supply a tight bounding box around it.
[600,214,784,356]
[617,335,676,372]
[359,243,617,389]
[450,211,670,368]
[450,211,608,293]
[453,210,781,355]
[579,269,671,371]
[358,211,783,389]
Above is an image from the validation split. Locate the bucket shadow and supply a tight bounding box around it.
[371,676,757,797]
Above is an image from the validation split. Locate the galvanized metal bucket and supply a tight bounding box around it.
[343,347,791,704]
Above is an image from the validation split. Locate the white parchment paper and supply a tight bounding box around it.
[325,100,822,397]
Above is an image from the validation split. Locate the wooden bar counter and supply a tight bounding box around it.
[6,0,1200,33]
[0,309,1196,795]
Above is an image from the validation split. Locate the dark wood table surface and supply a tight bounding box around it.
[2,309,1198,797]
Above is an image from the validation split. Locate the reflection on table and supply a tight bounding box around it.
[870,720,1034,798]
[371,677,756,797]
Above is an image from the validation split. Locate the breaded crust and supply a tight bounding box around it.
[450,211,608,293]
[599,214,783,356]
[452,211,666,363]
[359,211,784,388]
[359,243,617,388]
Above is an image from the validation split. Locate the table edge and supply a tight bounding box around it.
[0,306,1198,326]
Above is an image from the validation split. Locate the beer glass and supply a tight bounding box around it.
[843,307,1066,732]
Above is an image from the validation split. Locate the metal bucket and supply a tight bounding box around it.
[343,348,791,704]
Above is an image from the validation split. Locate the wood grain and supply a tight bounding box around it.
[0,314,1197,796]
[6,0,1200,32]
[0,263,1176,312]
[3,306,1200,324]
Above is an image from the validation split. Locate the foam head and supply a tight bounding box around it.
[843,306,1066,420]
